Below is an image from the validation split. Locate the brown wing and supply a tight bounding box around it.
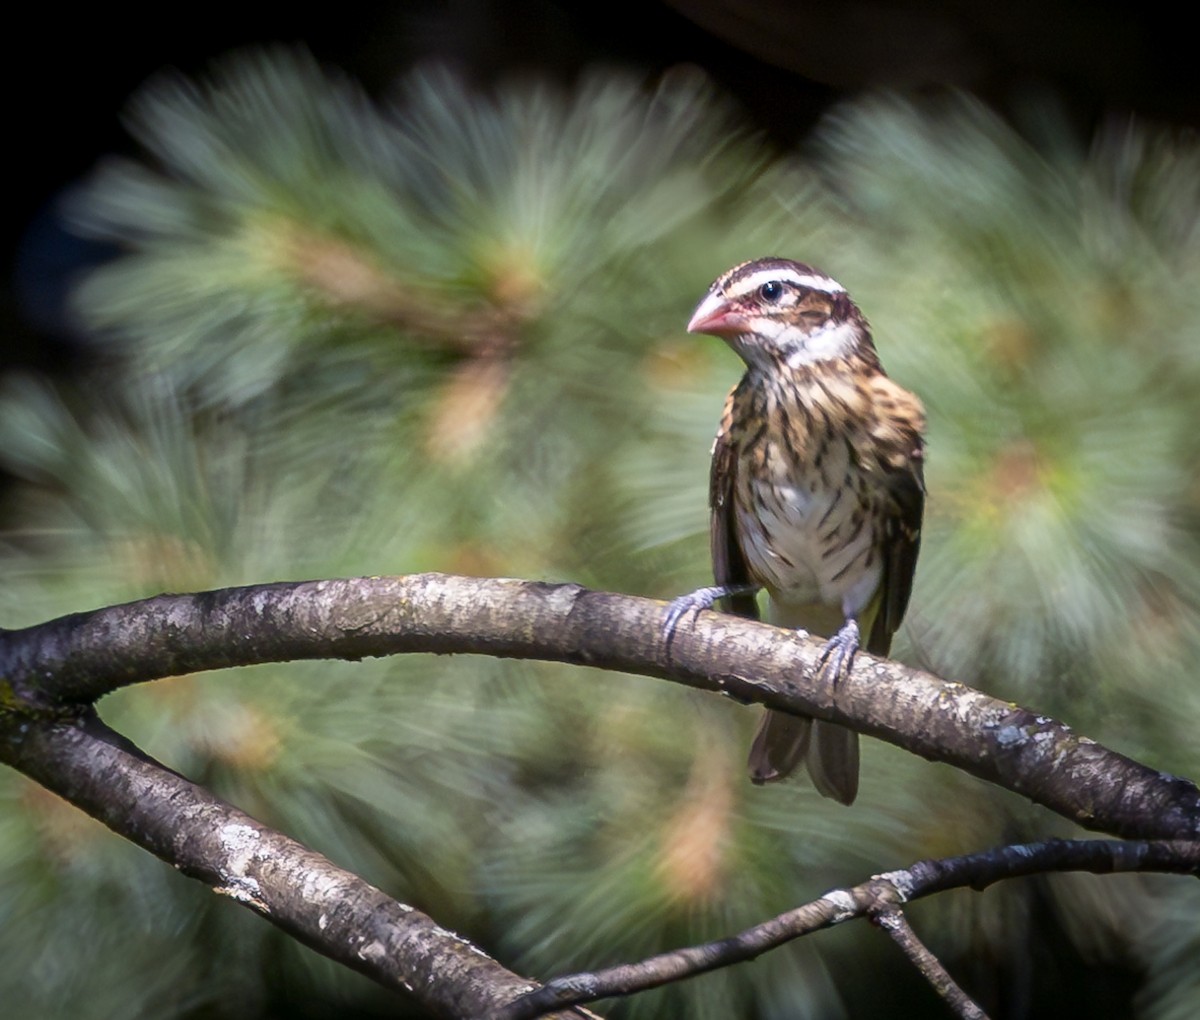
[865,396,925,657]
[710,386,760,620]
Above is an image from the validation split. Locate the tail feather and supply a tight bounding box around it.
[747,709,812,784]
[805,720,859,805]
[746,709,859,805]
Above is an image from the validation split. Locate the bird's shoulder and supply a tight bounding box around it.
[857,373,925,496]
[867,374,925,447]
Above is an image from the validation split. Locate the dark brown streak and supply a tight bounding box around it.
[829,547,867,582]
[813,437,828,472]
[816,486,843,529]
[778,403,800,460]
[840,509,868,549]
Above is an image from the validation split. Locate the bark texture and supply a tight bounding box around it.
[2,573,1196,840]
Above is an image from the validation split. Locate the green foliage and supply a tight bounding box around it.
[815,97,1200,716]
[2,50,1198,1017]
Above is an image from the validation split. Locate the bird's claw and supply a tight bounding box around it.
[661,586,726,646]
[817,619,860,686]
[661,583,760,649]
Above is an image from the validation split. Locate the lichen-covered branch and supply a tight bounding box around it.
[0,712,597,1020]
[1,573,1196,840]
[488,838,1200,1020]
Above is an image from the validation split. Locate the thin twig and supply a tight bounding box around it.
[487,838,1200,1020]
[871,908,988,1020]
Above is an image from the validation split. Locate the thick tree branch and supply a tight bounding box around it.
[2,568,1200,840]
[489,838,1200,1020]
[3,574,1199,1018]
[1,573,1197,840]
[0,712,595,1020]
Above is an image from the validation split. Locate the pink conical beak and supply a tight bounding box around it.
[687,291,745,337]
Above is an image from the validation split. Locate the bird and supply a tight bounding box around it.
[662,257,925,805]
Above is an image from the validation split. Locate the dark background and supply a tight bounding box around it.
[7,0,1197,380]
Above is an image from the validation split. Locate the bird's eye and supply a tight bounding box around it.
[759,281,784,303]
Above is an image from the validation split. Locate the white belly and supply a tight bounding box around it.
[738,472,881,618]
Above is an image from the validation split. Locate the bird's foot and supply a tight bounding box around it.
[661,583,759,648]
[817,619,860,686]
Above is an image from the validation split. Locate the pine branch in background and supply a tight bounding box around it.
[810,97,1200,733]
[1,49,1199,1018]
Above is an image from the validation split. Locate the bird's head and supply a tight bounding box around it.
[687,258,873,371]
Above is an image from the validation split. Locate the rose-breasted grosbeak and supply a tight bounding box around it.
[664,258,925,805]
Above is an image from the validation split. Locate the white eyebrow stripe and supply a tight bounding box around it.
[788,272,845,293]
[729,266,845,297]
